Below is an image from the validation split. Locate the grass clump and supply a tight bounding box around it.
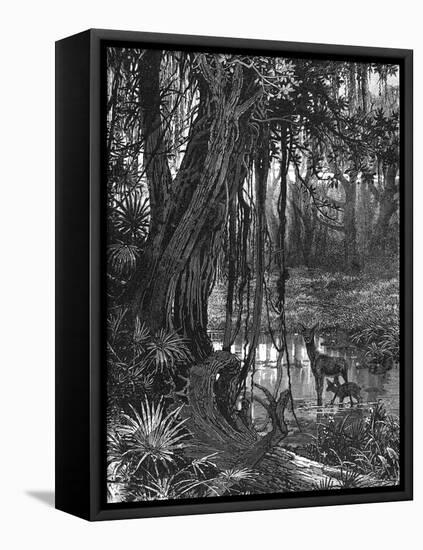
[302,402,400,484]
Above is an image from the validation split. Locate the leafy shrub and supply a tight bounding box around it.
[351,309,399,363]
[107,242,139,276]
[303,402,399,483]
[107,355,154,403]
[115,398,189,472]
[114,191,149,243]
[145,329,191,373]
[106,312,192,406]
[107,307,128,343]
[106,397,257,503]
[133,317,150,349]
[208,267,399,335]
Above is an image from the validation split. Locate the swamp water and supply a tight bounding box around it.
[210,331,399,444]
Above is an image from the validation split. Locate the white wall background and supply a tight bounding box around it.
[0,0,420,547]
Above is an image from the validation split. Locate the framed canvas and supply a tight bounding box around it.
[55,29,413,521]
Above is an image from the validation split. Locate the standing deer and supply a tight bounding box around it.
[299,323,348,406]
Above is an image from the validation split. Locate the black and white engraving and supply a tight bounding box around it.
[105,47,400,503]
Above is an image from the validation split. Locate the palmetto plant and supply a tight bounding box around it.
[106,446,257,503]
[113,471,216,503]
[107,321,192,406]
[146,329,191,373]
[107,356,154,396]
[190,453,219,477]
[360,402,400,480]
[218,468,256,483]
[141,474,213,501]
[204,467,257,497]
[364,342,387,364]
[118,398,189,472]
[114,191,149,242]
[344,417,367,446]
[315,477,336,491]
[107,242,139,276]
[107,429,131,480]
[107,307,128,342]
[338,465,362,488]
[133,317,150,349]
[379,324,400,360]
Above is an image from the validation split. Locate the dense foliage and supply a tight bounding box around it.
[304,402,400,484]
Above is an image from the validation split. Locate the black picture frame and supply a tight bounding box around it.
[55,28,413,521]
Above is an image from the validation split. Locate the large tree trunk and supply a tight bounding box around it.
[265,164,282,267]
[357,178,372,259]
[371,165,398,254]
[329,161,359,272]
[286,182,303,266]
[360,64,369,113]
[138,115,236,330]
[222,140,251,352]
[239,125,269,383]
[130,58,260,348]
[276,127,289,306]
[343,176,360,270]
[137,50,173,243]
[334,65,360,271]
[173,208,224,360]
[184,351,291,467]
[222,195,238,352]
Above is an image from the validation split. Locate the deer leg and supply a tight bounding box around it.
[316,376,323,407]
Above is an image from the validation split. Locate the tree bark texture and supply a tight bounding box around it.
[129,55,260,357]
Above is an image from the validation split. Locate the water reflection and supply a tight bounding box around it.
[210,331,399,426]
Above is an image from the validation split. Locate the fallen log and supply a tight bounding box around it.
[249,445,395,493]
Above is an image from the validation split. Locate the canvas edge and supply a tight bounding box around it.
[55,29,92,521]
[56,28,413,522]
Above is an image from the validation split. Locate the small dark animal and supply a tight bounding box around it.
[299,323,348,406]
[326,379,361,406]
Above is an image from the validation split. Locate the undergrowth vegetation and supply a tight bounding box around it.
[210,265,399,336]
[284,266,398,334]
[107,308,191,407]
[209,264,399,369]
[107,397,256,502]
[106,310,258,502]
[303,402,400,485]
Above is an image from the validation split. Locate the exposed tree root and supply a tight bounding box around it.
[184,350,394,494]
